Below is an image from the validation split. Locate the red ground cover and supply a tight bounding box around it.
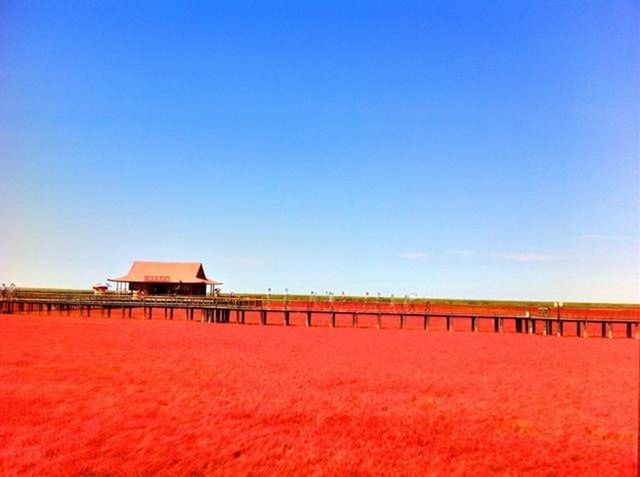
[0,313,637,476]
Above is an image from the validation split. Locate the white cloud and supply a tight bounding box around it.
[492,252,561,263]
[402,249,561,263]
[578,234,633,241]
[399,252,429,260]
[445,249,476,257]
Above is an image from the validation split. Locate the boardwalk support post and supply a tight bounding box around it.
[7,296,639,342]
[577,321,588,338]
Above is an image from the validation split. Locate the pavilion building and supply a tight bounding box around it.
[109,261,221,296]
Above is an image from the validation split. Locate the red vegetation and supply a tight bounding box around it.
[0,313,637,476]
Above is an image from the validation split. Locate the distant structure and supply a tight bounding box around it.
[109,261,221,296]
[92,283,111,294]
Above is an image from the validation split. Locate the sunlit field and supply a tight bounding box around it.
[0,313,637,476]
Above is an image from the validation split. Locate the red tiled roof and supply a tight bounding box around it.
[109,261,221,285]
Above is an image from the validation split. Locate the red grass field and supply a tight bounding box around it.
[0,312,638,476]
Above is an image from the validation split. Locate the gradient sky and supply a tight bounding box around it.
[2,1,638,302]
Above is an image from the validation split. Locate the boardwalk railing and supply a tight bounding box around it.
[1,291,639,339]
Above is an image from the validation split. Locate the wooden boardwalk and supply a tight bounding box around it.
[1,292,639,339]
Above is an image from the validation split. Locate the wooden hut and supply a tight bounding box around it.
[109,261,221,296]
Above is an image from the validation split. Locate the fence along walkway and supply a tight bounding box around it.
[1,291,639,339]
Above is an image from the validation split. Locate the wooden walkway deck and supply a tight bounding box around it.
[1,293,639,339]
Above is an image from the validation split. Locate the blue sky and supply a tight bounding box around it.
[2,1,638,302]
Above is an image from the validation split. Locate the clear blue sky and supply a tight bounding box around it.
[2,1,638,302]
